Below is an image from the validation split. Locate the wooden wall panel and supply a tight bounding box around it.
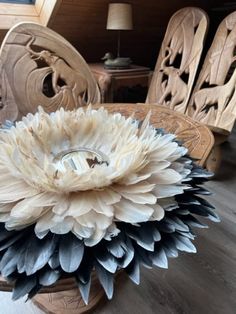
[0,0,235,68]
[0,30,7,44]
[50,0,210,68]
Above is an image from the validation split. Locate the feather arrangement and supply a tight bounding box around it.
[0,106,219,304]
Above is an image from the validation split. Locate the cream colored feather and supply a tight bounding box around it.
[0,106,191,246]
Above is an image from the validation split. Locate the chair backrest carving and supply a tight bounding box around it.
[96,103,214,166]
[187,11,236,133]
[146,7,208,113]
[0,22,101,122]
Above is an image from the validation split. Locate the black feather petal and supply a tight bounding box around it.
[171,234,196,253]
[95,262,114,300]
[126,224,155,251]
[27,283,42,300]
[59,233,84,273]
[135,245,153,269]
[95,248,118,274]
[77,277,91,305]
[39,268,61,286]
[0,226,18,242]
[163,239,179,258]
[0,233,24,251]
[106,237,126,258]
[117,237,134,268]
[25,233,59,275]
[151,247,168,268]
[48,251,60,269]
[12,275,37,300]
[0,246,19,277]
[181,215,208,229]
[125,257,140,284]
[75,253,93,284]
[165,217,189,232]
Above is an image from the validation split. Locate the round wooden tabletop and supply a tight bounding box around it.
[94,103,214,166]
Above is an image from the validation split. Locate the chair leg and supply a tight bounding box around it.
[205,144,222,175]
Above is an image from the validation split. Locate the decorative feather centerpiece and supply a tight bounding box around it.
[0,106,219,304]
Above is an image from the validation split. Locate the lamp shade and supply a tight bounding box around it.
[106,3,133,30]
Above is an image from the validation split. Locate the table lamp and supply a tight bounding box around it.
[103,3,133,69]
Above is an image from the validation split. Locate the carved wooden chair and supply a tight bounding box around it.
[185,11,236,171]
[0,21,102,314]
[0,21,101,124]
[146,7,209,113]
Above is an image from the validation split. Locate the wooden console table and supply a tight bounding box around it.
[89,63,152,103]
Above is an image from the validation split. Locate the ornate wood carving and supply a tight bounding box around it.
[0,274,105,314]
[93,104,214,166]
[146,7,208,113]
[0,62,18,124]
[33,273,105,314]
[187,11,236,133]
[0,22,101,119]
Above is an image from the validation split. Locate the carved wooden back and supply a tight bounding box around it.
[95,104,214,166]
[146,7,208,113]
[0,22,101,122]
[186,11,236,133]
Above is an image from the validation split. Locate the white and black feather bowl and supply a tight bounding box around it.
[0,104,219,305]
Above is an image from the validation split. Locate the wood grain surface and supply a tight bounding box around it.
[146,7,209,113]
[0,22,101,121]
[187,11,236,133]
[95,103,214,166]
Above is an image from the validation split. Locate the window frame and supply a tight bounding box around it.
[0,1,35,4]
[0,0,61,29]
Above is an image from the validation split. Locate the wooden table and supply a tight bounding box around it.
[89,63,152,103]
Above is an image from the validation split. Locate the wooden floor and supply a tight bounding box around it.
[0,126,235,314]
